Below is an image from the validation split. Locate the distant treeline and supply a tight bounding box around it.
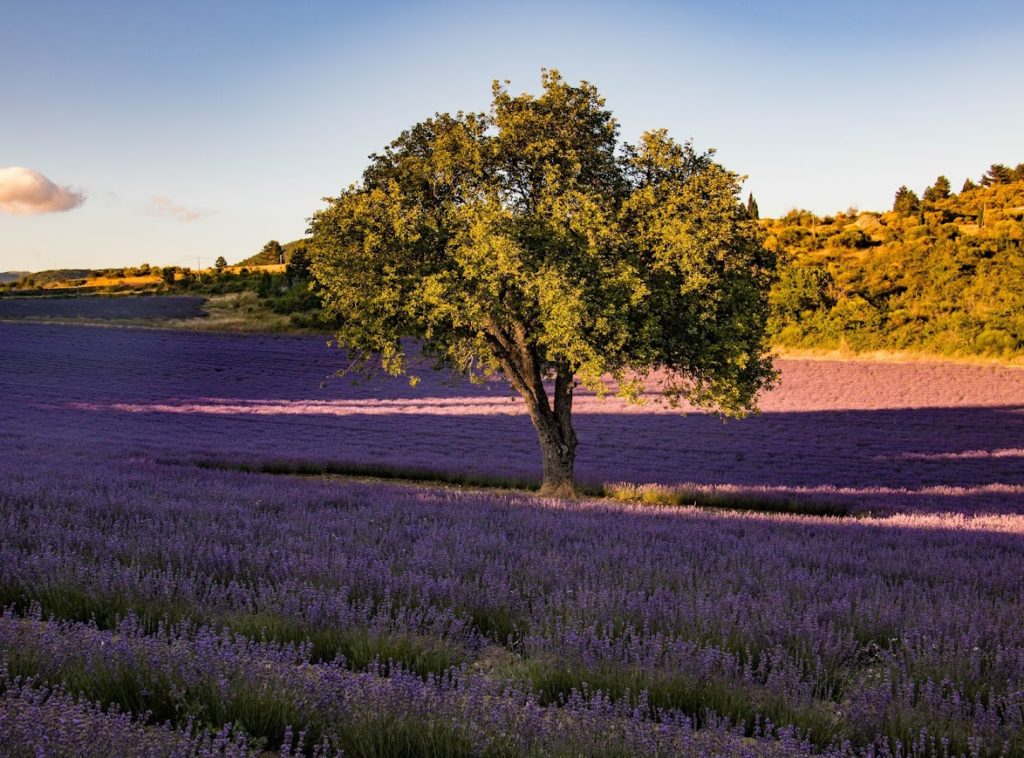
[1,250,331,329]
[177,246,330,329]
[4,264,165,289]
[235,239,308,267]
[157,250,330,329]
[6,163,1024,357]
[763,162,1024,358]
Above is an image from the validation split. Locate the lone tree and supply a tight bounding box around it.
[308,71,777,496]
[214,255,228,271]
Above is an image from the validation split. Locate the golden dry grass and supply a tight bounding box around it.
[772,345,1024,367]
[164,292,299,332]
[223,263,287,274]
[33,264,286,291]
[41,274,161,289]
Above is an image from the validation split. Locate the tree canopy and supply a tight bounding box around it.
[922,175,951,204]
[982,164,1015,186]
[893,185,921,216]
[262,240,285,264]
[308,70,777,495]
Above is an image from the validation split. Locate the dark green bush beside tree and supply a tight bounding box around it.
[769,267,835,335]
[835,228,873,249]
[285,245,311,285]
[257,271,275,298]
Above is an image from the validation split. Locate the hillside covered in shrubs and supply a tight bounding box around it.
[765,163,1024,358]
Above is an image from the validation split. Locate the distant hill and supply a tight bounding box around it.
[0,272,30,284]
[15,269,96,286]
[0,267,165,294]
[236,239,308,267]
[764,163,1024,359]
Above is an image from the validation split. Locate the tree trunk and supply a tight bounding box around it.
[536,420,577,498]
[485,321,579,498]
[534,364,578,498]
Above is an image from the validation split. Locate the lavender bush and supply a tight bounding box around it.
[0,678,257,757]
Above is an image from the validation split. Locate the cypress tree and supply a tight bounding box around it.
[746,193,760,219]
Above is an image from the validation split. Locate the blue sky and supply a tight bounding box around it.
[2,0,1022,271]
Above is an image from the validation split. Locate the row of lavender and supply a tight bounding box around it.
[3,322,1023,514]
[0,611,818,757]
[2,434,1023,755]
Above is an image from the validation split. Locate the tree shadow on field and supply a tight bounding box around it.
[14,398,1024,516]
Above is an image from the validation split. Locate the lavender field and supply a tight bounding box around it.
[0,295,206,321]
[4,321,1023,515]
[3,321,1024,756]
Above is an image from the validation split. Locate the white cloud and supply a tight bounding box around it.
[0,167,86,215]
[149,195,213,222]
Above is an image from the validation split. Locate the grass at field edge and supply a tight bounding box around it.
[191,458,853,518]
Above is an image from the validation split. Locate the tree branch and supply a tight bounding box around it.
[510,322,551,411]
[553,362,577,451]
[483,324,540,411]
